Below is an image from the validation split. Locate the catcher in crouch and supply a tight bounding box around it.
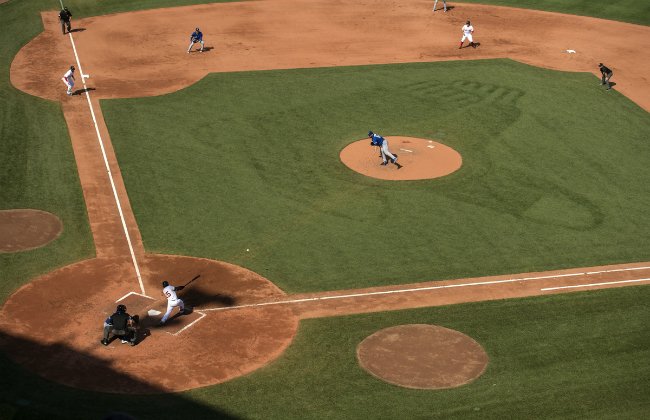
[187,27,205,53]
[101,304,138,346]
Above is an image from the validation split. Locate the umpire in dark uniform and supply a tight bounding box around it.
[598,63,613,90]
[101,304,138,346]
[59,7,73,35]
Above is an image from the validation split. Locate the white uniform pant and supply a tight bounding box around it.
[188,40,205,52]
[461,33,474,43]
[162,298,184,322]
[433,0,447,11]
[62,77,74,95]
[380,140,397,163]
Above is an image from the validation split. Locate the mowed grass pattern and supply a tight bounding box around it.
[103,60,650,293]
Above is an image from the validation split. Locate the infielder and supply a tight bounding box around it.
[369,131,403,169]
[160,280,185,324]
[459,20,476,49]
[598,63,613,90]
[61,65,75,96]
[187,27,205,53]
[433,0,447,12]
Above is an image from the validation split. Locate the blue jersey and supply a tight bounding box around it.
[191,30,203,41]
[370,133,385,146]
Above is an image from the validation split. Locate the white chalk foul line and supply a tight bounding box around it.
[200,265,650,313]
[541,278,650,291]
[115,291,155,303]
[167,311,206,336]
[66,20,146,296]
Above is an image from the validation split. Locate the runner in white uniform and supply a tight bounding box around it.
[459,20,476,49]
[61,65,75,95]
[160,280,185,324]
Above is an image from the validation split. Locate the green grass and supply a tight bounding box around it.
[2,286,648,419]
[103,60,650,292]
[0,1,648,419]
[0,0,93,303]
[459,0,650,26]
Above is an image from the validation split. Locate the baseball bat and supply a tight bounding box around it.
[183,275,201,288]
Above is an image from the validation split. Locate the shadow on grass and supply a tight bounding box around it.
[0,330,239,419]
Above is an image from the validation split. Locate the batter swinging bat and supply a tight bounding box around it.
[183,275,201,288]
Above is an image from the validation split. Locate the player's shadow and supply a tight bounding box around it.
[433,5,455,11]
[606,82,617,89]
[72,87,95,95]
[191,46,215,53]
[69,28,86,33]
[182,288,237,308]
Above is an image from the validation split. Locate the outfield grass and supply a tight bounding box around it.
[1,286,648,419]
[103,60,650,292]
[0,0,648,419]
[460,0,650,25]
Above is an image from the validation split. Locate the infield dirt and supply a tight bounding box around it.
[3,0,649,393]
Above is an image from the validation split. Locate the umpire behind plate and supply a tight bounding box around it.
[101,304,138,346]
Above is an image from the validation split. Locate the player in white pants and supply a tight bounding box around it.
[459,20,476,49]
[160,280,185,324]
[368,131,403,169]
[61,65,75,95]
[433,0,447,12]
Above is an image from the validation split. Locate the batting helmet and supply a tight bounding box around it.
[162,280,169,287]
[116,304,127,313]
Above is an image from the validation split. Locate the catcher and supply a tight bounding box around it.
[101,304,139,346]
[187,27,205,53]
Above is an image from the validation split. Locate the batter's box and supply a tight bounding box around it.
[104,291,155,316]
[134,299,206,336]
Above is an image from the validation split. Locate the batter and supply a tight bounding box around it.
[160,280,186,324]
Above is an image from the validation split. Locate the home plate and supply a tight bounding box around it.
[148,309,162,316]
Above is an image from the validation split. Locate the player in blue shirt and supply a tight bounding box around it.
[368,131,403,169]
[187,27,205,53]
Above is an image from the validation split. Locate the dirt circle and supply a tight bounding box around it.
[357,324,488,389]
[340,137,462,181]
[0,209,63,253]
[0,254,299,393]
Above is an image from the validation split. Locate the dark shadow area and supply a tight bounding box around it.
[0,330,240,419]
[72,87,96,95]
[433,5,454,12]
[190,46,214,53]
[68,28,86,33]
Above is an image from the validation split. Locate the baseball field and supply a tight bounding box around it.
[1,0,649,419]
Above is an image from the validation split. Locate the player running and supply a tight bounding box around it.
[61,65,75,95]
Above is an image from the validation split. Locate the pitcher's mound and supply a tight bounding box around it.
[357,324,488,389]
[0,209,63,253]
[340,136,462,181]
